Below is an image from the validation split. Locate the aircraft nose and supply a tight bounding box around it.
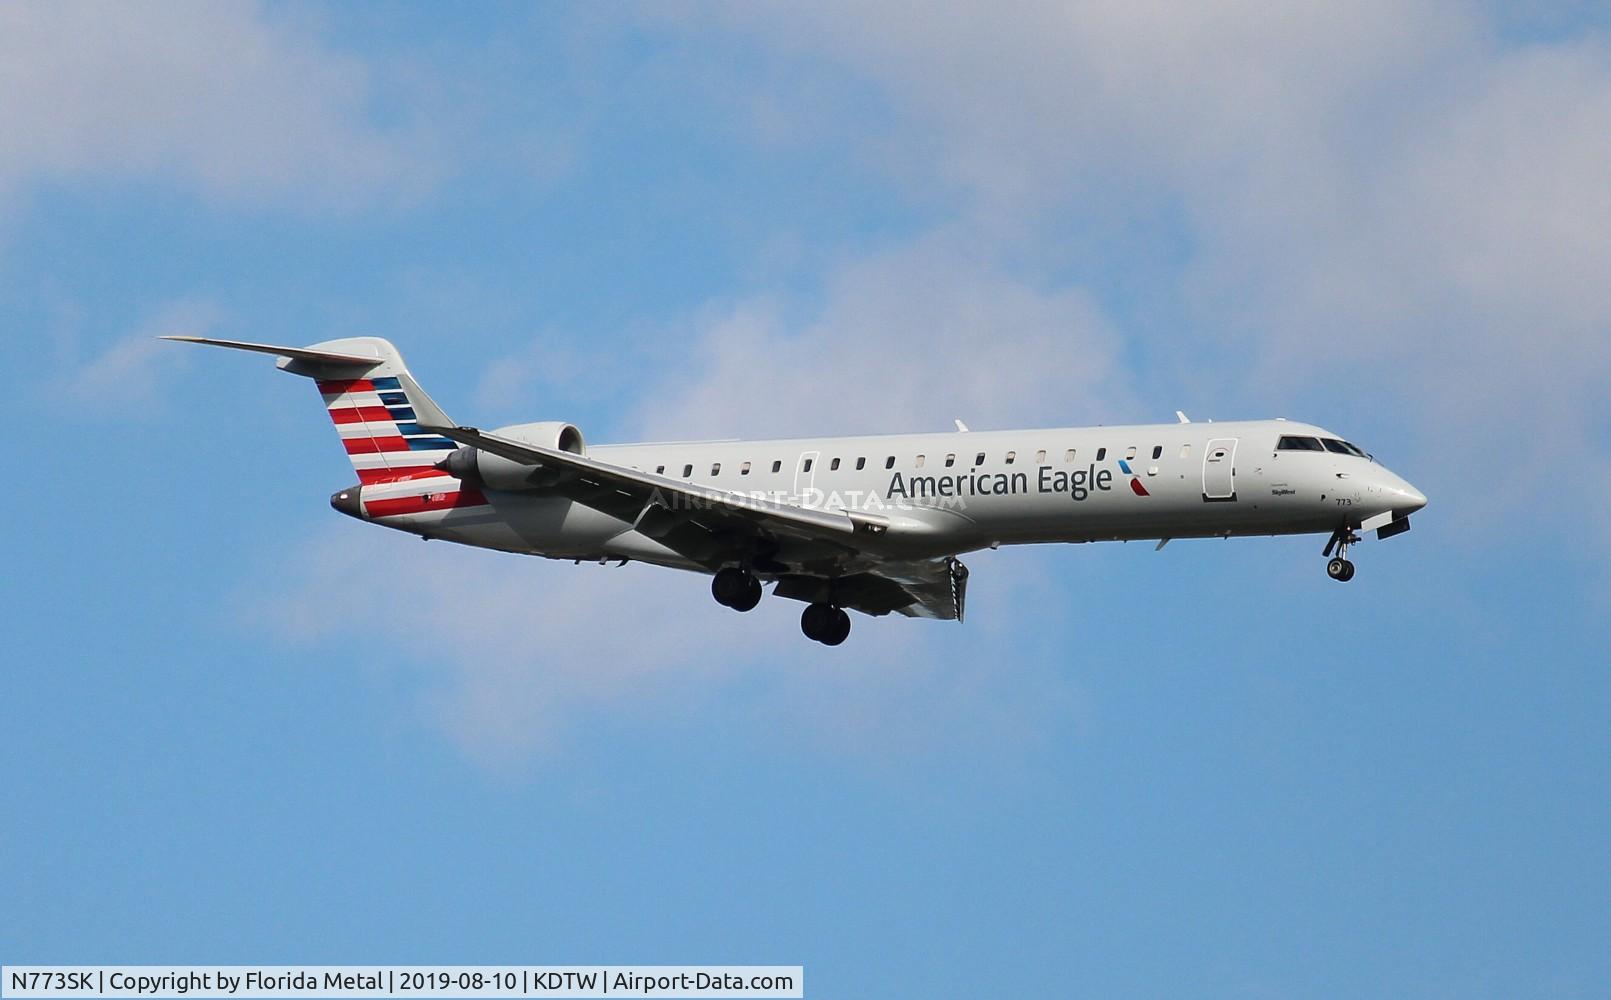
[1381,474,1427,514]
[330,486,363,519]
[1400,482,1428,513]
[1362,466,1426,516]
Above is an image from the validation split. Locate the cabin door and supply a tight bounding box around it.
[1202,437,1238,502]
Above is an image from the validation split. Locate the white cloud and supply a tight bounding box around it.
[0,2,440,208]
[471,333,608,418]
[56,298,222,412]
[244,524,1083,767]
[683,2,1611,533]
[1173,28,1611,520]
[625,232,1133,441]
[689,1,1466,222]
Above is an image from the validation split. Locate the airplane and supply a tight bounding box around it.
[165,335,1427,645]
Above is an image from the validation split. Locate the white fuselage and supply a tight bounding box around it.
[353,418,1427,573]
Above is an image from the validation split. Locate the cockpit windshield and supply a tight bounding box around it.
[1277,435,1372,460]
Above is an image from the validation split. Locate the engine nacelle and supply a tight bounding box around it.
[437,421,586,492]
[495,420,586,455]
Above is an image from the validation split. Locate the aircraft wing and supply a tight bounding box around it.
[430,425,967,620]
[431,424,889,551]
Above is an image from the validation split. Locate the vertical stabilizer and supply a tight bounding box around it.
[163,335,458,485]
[287,338,458,485]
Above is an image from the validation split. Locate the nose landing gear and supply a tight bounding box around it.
[1323,528,1360,582]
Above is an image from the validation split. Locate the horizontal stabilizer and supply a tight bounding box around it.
[160,335,382,367]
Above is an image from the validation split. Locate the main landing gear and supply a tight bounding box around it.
[711,567,763,612]
[1323,527,1360,582]
[800,602,851,646]
[710,567,851,645]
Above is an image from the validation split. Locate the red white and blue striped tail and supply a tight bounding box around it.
[164,335,492,521]
[164,334,486,505]
[162,334,461,487]
[317,371,460,485]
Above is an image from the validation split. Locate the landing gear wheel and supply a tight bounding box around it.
[731,575,763,612]
[801,602,831,640]
[712,567,762,610]
[1323,528,1361,583]
[822,607,851,646]
[801,602,850,645]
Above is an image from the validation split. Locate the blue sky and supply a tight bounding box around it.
[4,3,1609,996]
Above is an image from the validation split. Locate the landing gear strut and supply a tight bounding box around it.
[801,602,851,646]
[1323,528,1359,582]
[712,567,763,611]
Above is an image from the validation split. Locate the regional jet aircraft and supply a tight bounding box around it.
[167,336,1426,645]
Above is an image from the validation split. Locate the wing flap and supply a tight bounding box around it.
[884,556,969,621]
[776,556,969,620]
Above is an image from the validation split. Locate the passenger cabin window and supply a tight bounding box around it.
[975,452,986,465]
[1125,446,1137,460]
[656,465,665,474]
[740,461,751,475]
[945,454,956,467]
[856,457,866,470]
[1064,449,1076,463]
[1179,444,1191,459]
[1322,438,1368,458]
[1035,449,1046,463]
[772,460,782,473]
[711,463,721,475]
[885,456,895,469]
[1276,435,1325,452]
[682,464,693,477]
[1096,448,1107,460]
[915,455,926,468]
[1151,446,1162,460]
[802,458,813,472]
[830,457,841,471]
[1005,451,1016,464]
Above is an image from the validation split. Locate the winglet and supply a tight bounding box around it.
[1176,410,1190,424]
[955,419,970,433]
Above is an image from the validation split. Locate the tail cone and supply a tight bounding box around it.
[330,487,363,519]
